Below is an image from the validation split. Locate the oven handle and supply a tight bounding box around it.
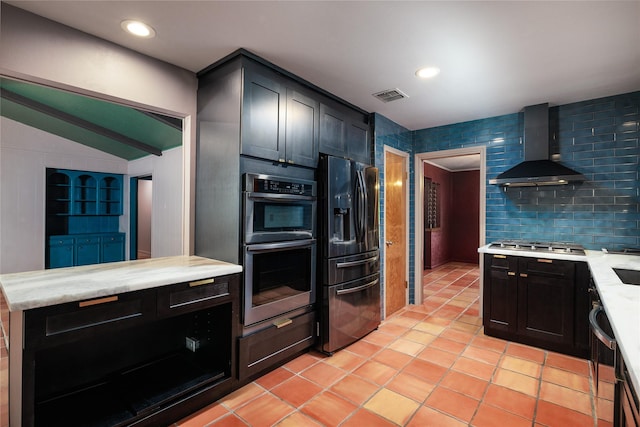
[246,192,316,202]
[336,255,379,269]
[246,239,316,253]
[589,305,616,351]
[336,279,379,296]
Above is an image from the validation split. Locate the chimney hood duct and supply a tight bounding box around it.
[489,103,586,187]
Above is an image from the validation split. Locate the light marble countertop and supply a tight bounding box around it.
[585,250,640,395]
[479,244,640,395]
[0,255,242,312]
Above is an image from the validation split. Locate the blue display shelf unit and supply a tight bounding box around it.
[46,168,125,268]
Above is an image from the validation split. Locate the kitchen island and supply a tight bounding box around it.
[0,256,242,427]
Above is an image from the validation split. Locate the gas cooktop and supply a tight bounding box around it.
[489,240,586,256]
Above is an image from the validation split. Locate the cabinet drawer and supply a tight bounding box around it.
[238,311,315,381]
[157,275,235,318]
[519,257,575,279]
[24,289,155,349]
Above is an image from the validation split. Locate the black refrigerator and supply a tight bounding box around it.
[317,154,381,354]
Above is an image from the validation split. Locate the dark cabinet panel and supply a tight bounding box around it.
[286,89,319,167]
[516,257,575,346]
[483,254,518,334]
[238,310,315,382]
[241,64,320,168]
[482,253,588,358]
[22,273,241,427]
[319,102,347,156]
[241,65,286,162]
[319,101,371,164]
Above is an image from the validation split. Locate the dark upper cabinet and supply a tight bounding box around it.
[286,89,319,167]
[319,101,371,165]
[241,63,319,168]
[241,65,286,163]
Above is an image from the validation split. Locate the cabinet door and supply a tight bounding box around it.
[319,103,347,158]
[285,89,319,167]
[101,233,125,263]
[483,254,518,335]
[48,236,75,269]
[241,65,286,162]
[75,236,101,266]
[517,258,575,346]
[347,116,371,164]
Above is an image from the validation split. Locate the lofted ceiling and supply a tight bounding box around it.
[0,78,182,160]
[4,1,639,133]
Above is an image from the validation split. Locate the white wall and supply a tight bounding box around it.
[137,180,153,258]
[0,117,128,273]
[128,148,184,258]
[0,4,198,255]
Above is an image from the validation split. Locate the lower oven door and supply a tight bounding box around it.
[321,273,381,354]
[243,239,316,326]
[589,304,617,410]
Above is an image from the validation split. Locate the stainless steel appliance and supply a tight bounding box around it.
[317,154,380,354]
[243,173,316,244]
[242,174,317,328]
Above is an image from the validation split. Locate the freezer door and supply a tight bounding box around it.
[319,273,381,354]
[324,250,380,287]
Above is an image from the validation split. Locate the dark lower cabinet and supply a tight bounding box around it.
[238,310,315,383]
[483,253,589,358]
[618,350,640,427]
[21,274,240,427]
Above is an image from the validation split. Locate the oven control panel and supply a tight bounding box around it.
[245,174,316,197]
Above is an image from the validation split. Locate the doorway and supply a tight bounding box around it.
[414,147,486,304]
[384,147,409,318]
[130,176,152,260]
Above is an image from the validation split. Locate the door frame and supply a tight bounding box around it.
[383,145,410,318]
[413,146,486,304]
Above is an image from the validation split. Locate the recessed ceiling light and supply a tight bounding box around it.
[121,20,156,38]
[416,66,440,79]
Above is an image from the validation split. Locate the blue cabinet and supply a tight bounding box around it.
[75,235,101,266]
[47,233,125,268]
[47,236,75,268]
[102,233,125,263]
[46,168,125,269]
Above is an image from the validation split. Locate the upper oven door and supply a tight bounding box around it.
[244,174,316,244]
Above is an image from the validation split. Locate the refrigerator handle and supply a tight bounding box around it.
[355,170,366,241]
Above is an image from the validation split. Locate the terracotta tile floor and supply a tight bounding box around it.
[173,262,605,427]
[0,262,608,426]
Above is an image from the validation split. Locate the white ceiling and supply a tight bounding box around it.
[5,1,640,132]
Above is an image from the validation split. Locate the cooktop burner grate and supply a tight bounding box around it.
[489,240,586,255]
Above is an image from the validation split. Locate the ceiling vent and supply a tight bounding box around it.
[372,88,408,103]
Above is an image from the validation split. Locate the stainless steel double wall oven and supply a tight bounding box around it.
[242,173,317,329]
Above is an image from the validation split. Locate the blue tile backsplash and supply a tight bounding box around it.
[374,91,639,305]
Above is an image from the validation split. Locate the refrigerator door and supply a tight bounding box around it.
[323,155,379,258]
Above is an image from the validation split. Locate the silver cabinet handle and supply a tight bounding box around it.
[589,305,616,351]
[386,241,394,246]
[336,279,379,295]
[336,255,378,269]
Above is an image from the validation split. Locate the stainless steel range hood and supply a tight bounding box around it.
[489,103,586,187]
